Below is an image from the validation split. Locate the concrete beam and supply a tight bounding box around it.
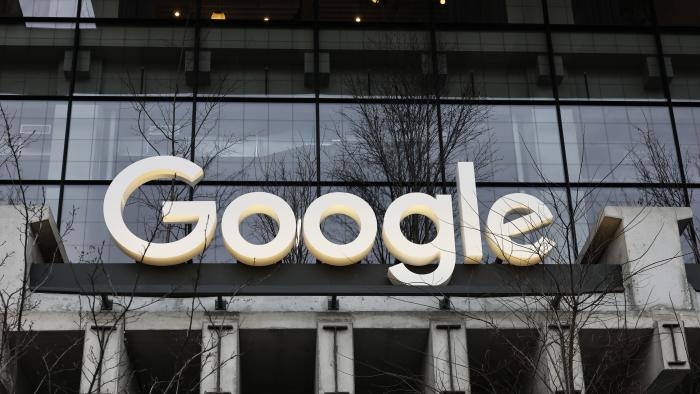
[200,316,240,394]
[424,321,469,394]
[316,319,354,394]
[639,320,690,393]
[577,206,693,310]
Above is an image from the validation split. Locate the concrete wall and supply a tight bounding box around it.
[1,205,700,392]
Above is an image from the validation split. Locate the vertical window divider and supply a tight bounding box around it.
[541,0,579,256]
[429,0,448,195]
[56,0,84,230]
[314,0,321,199]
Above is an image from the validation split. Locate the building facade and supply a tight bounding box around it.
[2,0,700,393]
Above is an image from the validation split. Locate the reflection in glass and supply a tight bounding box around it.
[200,28,313,97]
[198,102,315,181]
[434,0,543,24]
[76,26,194,95]
[553,33,662,100]
[661,34,700,101]
[438,31,550,99]
[547,0,651,25]
[0,24,73,95]
[673,107,700,182]
[0,101,67,180]
[89,0,195,19]
[451,105,563,182]
[319,0,428,23]
[66,101,192,180]
[318,30,429,97]
[562,106,675,183]
[0,185,60,221]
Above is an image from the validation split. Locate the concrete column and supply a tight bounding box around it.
[639,320,690,393]
[0,324,15,394]
[316,319,353,394]
[80,320,132,393]
[533,325,584,394]
[200,318,240,394]
[424,321,469,394]
[577,206,693,310]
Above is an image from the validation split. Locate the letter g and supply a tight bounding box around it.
[103,156,217,265]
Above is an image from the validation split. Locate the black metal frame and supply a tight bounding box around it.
[2,0,700,258]
[29,262,624,297]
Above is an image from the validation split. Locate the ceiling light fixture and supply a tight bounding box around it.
[173,10,181,17]
[263,16,270,21]
[355,16,361,22]
[370,0,380,4]
[211,11,226,20]
[440,0,446,4]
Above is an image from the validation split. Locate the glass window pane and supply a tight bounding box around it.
[9,0,85,18]
[197,102,315,181]
[87,0,196,19]
[0,101,67,180]
[318,29,429,97]
[454,105,563,182]
[547,0,651,26]
[200,27,313,97]
[66,101,192,180]
[0,23,73,95]
[562,106,676,183]
[661,34,700,101]
[75,26,194,95]
[199,0,314,21]
[673,107,700,182]
[654,0,700,27]
[438,31,550,99]
[322,104,562,183]
[319,0,429,23]
[435,0,543,24]
[553,33,663,100]
[0,185,60,221]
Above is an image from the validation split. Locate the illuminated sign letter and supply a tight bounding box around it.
[383,193,456,286]
[103,156,217,266]
[457,162,482,264]
[221,192,296,266]
[302,192,377,266]
[485,193,555,266]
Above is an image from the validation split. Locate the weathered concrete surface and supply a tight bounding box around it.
[578,206,694,311]
[0,205,697,393]
[200,314,240,394]
[424,320,469,393]
[316,317,354,394]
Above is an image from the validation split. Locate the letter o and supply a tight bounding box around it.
[221,192,296,266]
[302,192,377,266]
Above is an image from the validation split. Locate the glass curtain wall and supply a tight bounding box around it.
[0,0,698,263]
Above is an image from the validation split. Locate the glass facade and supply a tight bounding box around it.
[0,0,698,264]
